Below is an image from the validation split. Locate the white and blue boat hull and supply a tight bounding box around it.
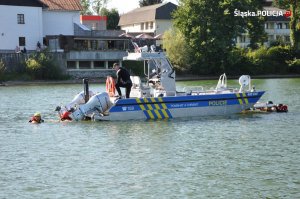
[97,91,264,121]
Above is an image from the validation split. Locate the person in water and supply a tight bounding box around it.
[29,112,44,124]
[55,106,72,121]
[113,63,132,99]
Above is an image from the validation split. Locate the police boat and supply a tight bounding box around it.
[60,51,265,121]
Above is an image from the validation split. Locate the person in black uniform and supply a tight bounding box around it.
[113,63,132,98]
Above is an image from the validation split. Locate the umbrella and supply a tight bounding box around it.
[119,33,134,38]
[154,33,163,40]
[135,33,154,39]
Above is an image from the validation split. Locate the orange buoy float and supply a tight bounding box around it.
[106,76,116,97]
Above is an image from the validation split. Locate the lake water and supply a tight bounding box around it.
[0,78,299,198]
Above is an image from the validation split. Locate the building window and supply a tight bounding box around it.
[145,22,149,30]
[17,14,25,24]
[277,23,282,29]
[285,23,290,29]
[240,35,246,43]
[268,22,274,29]
[265,23,268,29]
[141,23,144,30]
[19,37,26,46]
[150,22,154,29]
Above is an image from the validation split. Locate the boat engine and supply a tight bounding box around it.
[70,92,111,121]
[65,90,94,111]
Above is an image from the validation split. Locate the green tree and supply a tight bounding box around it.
[80,0,92,15]
[101,8,120,30]
[273,0,300,51]
[91,0,109,15]
[139,0,163,7]
[163,29,193,71]
[173,0,266,74]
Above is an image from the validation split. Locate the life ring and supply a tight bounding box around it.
[106,76,116,97]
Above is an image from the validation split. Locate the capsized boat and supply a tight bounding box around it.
[62,51,264,121]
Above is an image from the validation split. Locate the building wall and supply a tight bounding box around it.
[121,23,144,33]
[155,20,173,35]
[0,5,43,51]
[236,20,290,48]
[43,10,80,36]
[80,16,107,30]
[120,19,173,35]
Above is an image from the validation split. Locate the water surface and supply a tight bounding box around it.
[0,78,299,198]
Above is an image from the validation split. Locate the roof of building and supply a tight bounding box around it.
[118,2,177,26]
[39,0,82,11]
[0,0,45,7]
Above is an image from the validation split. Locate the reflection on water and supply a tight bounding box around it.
[0,78,299,198]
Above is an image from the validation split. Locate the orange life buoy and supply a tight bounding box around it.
[106,76,116,97]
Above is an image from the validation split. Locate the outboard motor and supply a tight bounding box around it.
[65,90,94,111]
[70,92,111,121]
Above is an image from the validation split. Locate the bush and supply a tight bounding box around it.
[226,48,253,75]
[25,52,64,80]
[288,59,300,73]
[245,46,293,74]
[26,58,42,78]
[0,59,6,80]
[266,46,293,74]
[163,29,193,72]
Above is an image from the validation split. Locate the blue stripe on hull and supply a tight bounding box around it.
[109,91,264,114]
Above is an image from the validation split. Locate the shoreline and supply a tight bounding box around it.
[1,74,300,86]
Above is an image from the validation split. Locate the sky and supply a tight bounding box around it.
[106,0,179,14]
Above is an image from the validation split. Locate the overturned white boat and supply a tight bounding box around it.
[59,51,265,121]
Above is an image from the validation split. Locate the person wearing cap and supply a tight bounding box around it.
[113,63,132,99]
[29,112,44,124]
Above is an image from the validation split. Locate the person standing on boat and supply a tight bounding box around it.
[113,63,132,99]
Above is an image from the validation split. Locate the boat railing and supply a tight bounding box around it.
[183,86,205,95]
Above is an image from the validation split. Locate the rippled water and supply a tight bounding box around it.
[0,78,299,198]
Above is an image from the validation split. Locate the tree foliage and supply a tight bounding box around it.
[80,0,109,15]
[91,0,108,15]
[163,29,193,71]
[139,0,163,7]
[80,0,92,15]
[273,0,300,51]
[100,8,120,30]
[173,0,266,74]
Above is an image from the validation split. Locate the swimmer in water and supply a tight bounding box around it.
[29,112,44,124]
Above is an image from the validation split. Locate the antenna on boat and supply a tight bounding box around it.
[83,78,89,103]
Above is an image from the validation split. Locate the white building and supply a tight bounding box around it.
[236,5,290,48]
[0,0,82,52]
[118,2,177,45]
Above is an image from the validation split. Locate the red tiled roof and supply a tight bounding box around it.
[39,0,83,11]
